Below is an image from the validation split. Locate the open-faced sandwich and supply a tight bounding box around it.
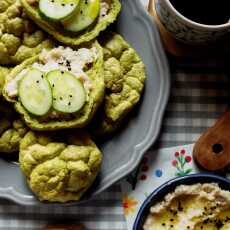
[3,41,105,131]
[21,0,121,46]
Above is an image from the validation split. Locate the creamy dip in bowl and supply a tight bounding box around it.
[133,174,230,230]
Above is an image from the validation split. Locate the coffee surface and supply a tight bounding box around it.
[169,0,229,25]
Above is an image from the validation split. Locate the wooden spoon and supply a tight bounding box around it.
[193,110,230,171]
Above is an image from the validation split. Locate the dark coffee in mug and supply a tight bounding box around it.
[169,0,229,25]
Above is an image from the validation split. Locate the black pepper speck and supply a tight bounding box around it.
[203,219,208,224]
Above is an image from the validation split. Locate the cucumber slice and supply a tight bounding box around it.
[39,0,80,21]
[19,68,52,116]
[52,70,86,113]
[62,0,100,32]
[46,69,62,87]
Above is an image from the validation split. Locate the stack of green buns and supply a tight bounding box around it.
[0,0,146,203]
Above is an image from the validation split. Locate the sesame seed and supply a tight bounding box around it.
[178,201,183,211]
[86,62,93,69]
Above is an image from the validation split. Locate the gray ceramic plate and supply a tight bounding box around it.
[0,0,170,205]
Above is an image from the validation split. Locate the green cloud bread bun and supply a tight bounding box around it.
[91,32,146,136]
[19,130,102,202]
[21,0,121,46]
[0,0,53,65]
[0,100,28,153]
[3,41,105,131]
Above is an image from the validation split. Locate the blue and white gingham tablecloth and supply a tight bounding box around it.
[0,1,229,229]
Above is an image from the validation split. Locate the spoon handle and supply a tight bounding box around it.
[193,110,230,171]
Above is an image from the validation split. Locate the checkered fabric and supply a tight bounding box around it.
[0,1,229,229]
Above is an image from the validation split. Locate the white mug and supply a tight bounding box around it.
[155,0,230,44]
